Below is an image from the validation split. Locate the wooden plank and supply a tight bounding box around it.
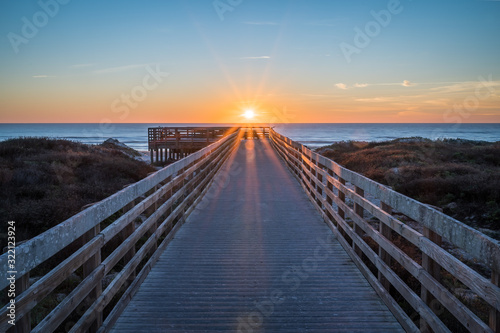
[324,205,450,333]
[422,236,500,311]
[270,129,496,332]
[305,156,494,331]
[379,202,392,292]
[100,135,240,333]
[326,178,500,312]
[0,236,103,332]
[32,265,105,333]
[421,227,443,332]
[324,217,419,333]
[98,211,186,333]
[111,139,403,333]
[335,164,500,272]
[293,171,417,333]
[100,177,193,274]
[328,197,491,332]
[491,271,500,332]
[0,131,239,332]
[82,225,102,332]
[0,132,239,290]
[338,178,346,222]
[353,186,365,257]
[75,134,240,332]
[72,220,162,332]
[272,129,500,273]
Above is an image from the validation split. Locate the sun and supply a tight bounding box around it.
[243,109,255,120]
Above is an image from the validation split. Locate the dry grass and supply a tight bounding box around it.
[0,137,155,249]
[317,138,500,234]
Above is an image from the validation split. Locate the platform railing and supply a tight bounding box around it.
[270,128,500,333]
[0,130,242,333]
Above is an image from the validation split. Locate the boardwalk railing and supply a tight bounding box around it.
[0,130,242,333]
[270,128,500,333]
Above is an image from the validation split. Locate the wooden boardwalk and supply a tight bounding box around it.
[111,139,403,332]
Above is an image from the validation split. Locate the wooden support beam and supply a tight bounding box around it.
[420,226,442,332]
[121,200,137,285]
[491,270,500,332]
[82,225,102,332]
[353,186,364,257]
[379,202,392,291]
[326,169,334,225]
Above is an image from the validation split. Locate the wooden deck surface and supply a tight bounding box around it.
[111,139,403,332]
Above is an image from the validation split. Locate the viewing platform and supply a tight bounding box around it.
[148,126,269,163]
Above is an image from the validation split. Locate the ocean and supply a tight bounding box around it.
[0,123,499,151]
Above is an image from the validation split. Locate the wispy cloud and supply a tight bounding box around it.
[355,97,394,103]
[239,56,271,60]
[335,83,348,90]
[336,80,415,89]
[430,79,500,94]
[71,63,95,68]
[423,98,451,106]
[243,21,279,26]
[306,18,347,27]
[301,93,332,97]
[92,64,147,75]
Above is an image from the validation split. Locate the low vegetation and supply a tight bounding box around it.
[0,137,156,249]
[316,137,500,235]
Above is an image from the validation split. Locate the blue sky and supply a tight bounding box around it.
[1,0,499,123]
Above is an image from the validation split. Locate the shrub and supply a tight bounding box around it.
[318,138,500,232]
[0,137,155,248]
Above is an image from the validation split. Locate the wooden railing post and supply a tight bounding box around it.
[82,225,102,332]
[353,186,364,257]
[491,270,500,332]
[326,169,334,225]
[338,177,346,238]
[338,178,346,219]
[145,186,158,218]
[421,226,442,332]
[121,200,136,284]
[379,202,392,291]
[301,154,309,194]
[316,162,324,207]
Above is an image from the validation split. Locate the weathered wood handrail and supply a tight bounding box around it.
[270,128,500,333]
[0,130,243,332]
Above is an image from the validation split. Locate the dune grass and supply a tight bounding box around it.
[0,137,156,249]
[317,138,500,235]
